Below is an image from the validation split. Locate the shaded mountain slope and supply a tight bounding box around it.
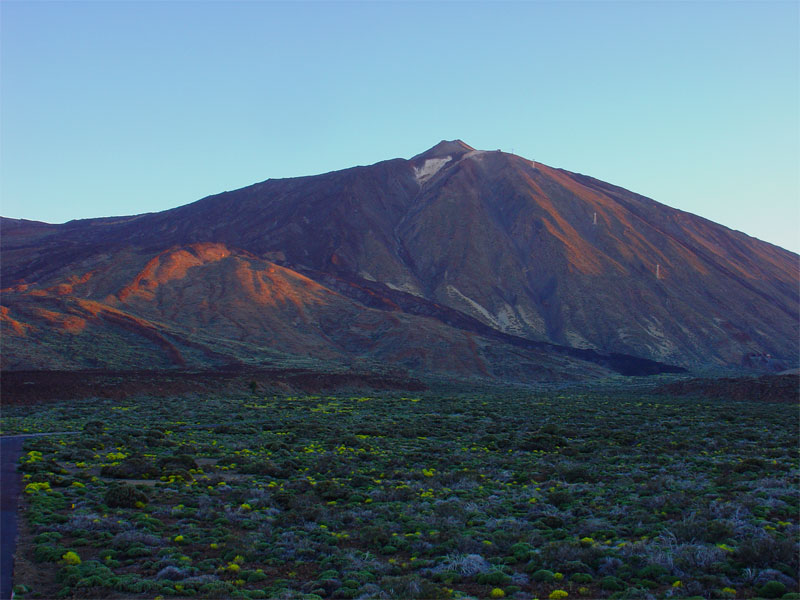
[2,140,797,375]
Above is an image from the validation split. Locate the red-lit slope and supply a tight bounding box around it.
[1,243,615,380]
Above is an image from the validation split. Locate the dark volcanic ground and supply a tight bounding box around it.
[0,368,426,405]
[3,370,798,405]
[656,373,799,403]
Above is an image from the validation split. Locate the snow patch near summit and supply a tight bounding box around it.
[414,156,451,184]
[464,150,488,160]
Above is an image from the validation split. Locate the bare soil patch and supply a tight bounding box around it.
[656,373,799,402]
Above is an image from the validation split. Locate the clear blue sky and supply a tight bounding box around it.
[2,1,798,253]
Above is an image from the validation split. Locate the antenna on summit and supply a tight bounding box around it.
[656,264,661,279]
[593,212,597,226]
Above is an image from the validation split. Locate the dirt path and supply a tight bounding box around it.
[1,433,77,600]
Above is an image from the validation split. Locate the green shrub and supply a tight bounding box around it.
[34,543,68,563]
[601,576,626,591]
[636,565,668,579]
[315,480,348,501]
[239,459,288,476]
[359,525,390,547]
[158,454,198,471]
[56,560,114,587]
[476,570,512,585]
[83,421,105,434]
[546,489,573,508]
[509,542,533,562]
[560,464,596,483]
[540,515,564,529]
[561,560,592,574]
[317,570,339,580]
[104,484,148,508]
[198,581,239,597]
[759,581,786,598]
[520,434,567,451]
[101,458,154,479]
[34,532,63,544]
[733,457,767,472]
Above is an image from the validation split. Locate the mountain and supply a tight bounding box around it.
[2,141,797,380]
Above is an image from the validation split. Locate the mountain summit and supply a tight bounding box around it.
[412,139,475,161]
[1,142,797,378]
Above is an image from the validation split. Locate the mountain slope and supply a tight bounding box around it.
[1,242,659,380]
[2,140,797,375]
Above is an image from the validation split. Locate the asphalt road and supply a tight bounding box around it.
[1,433,77,600]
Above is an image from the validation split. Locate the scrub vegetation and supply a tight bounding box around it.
[3,389,798,599]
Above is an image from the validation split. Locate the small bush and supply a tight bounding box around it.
[509,542,533,562]
[158,454,198,471]
[560,465,596,483]
[476,570,512,585]
[546,489,573,508]
[56,560,114,587]
[637,565,668,579]
[104,484,148,508]
[83,421,105,434]
[601,575,626,591]
[759,581,786,598]
[101,458,154,479]
[33,543,68,563]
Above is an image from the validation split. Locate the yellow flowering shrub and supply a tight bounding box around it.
[24,481,51,494]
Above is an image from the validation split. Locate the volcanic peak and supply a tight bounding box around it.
[412,139,475,162]
[1,139,797,377]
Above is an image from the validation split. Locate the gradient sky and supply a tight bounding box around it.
[2,1,798,253]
